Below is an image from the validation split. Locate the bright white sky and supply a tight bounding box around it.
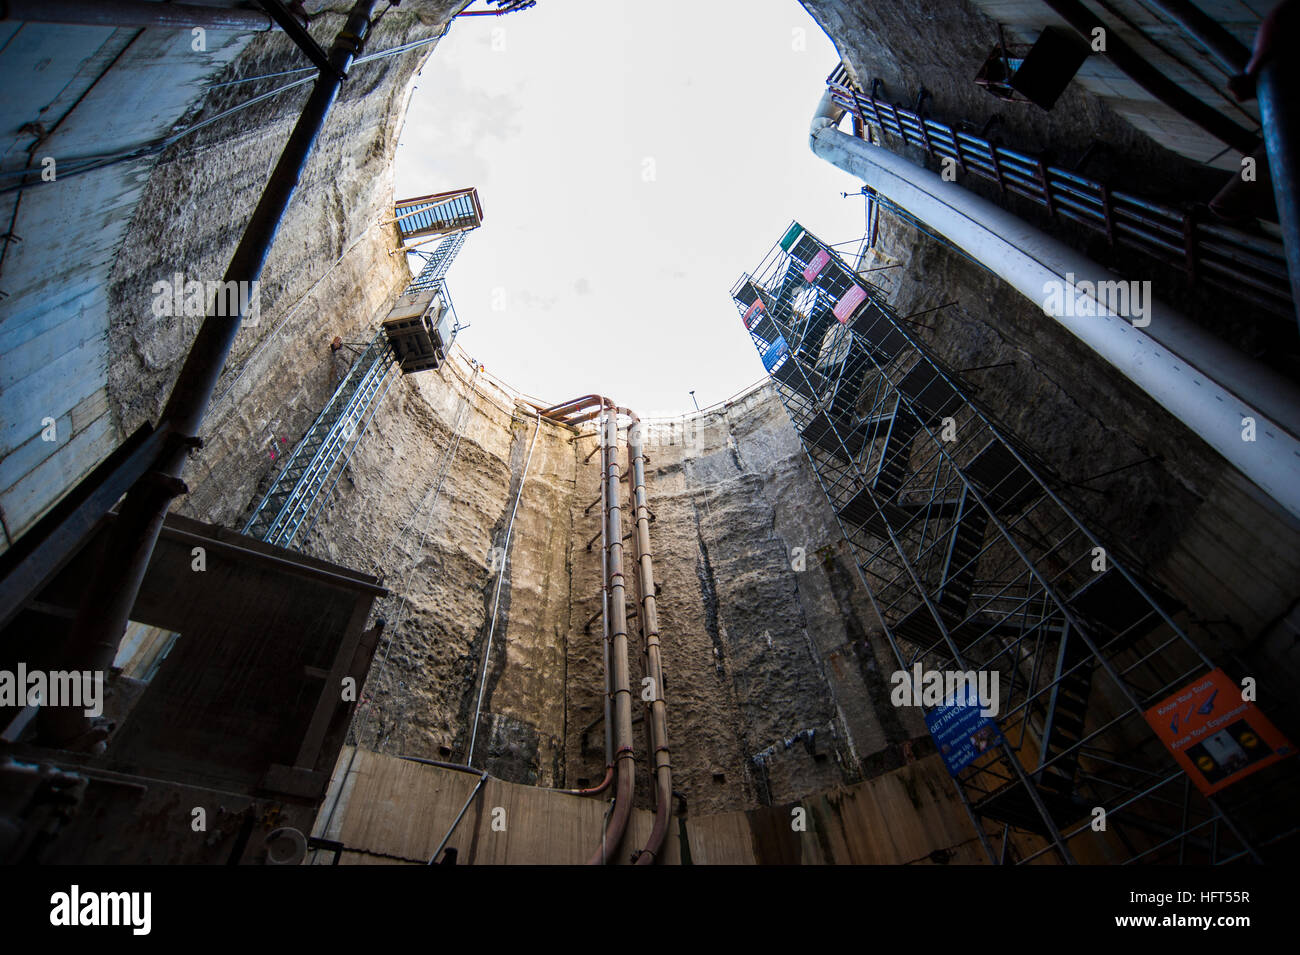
[393,0,864,416]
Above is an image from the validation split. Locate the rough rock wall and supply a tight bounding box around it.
[287,361,925,814]
[92,0,922,813]
[292,357,585,788]
[86,0,1299,821]
[107,0,464,530]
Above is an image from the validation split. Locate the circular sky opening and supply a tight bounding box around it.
[395,0,864,415]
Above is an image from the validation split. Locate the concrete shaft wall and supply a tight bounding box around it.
[288,352,923,814]
[4,0,1297,827]
[3,0,912,816]
[0,1,461,550]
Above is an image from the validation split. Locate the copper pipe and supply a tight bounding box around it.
[542,395,636,424]
[541,395,643,858]
[541,394,604,419]
[587,402,637,865]
[555,765,613,797]
[556,409,606,426]
[628,423,671,865]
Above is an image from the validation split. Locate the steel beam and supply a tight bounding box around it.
[810,90,1300,520]
[1,0,275,30]
[41,0,380,748]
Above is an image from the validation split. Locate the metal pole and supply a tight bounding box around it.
[427,770,489,864]
[1,0,276,30]
[1258,53,1300,331]
[42,0,379,748]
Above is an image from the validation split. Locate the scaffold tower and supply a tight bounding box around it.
[732,222,1297,864]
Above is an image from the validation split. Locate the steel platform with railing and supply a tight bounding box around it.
[826,65,1292,319]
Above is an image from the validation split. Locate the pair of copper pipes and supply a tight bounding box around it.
[539,395,671,865]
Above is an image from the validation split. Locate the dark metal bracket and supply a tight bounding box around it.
[256,0,342,79]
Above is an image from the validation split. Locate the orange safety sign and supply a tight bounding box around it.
[1143,668,1293,796]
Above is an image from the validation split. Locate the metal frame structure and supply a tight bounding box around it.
[733,222,1296,864]
[826,66,1292,318]
[245,209,474,551]
[392,188,483,244]
[406,232,468,293]
[244,332,395,548]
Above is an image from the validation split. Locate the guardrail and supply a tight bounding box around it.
[827,65,1292,318]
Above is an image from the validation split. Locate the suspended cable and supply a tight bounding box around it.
[206,26,445,90]
[466,410,543,767]
[363,362,483,753]
[0,74,316,194]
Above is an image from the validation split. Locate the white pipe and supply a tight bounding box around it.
[811,90,1300,520]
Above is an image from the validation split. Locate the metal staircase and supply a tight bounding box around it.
[243,331,395,548]
[242,214,475,550]
[733,222,1291,863]
[406,233,467,293]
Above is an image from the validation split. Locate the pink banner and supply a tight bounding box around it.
[834,284,868,323]
[742,297,764,328]
[802,249,831,282]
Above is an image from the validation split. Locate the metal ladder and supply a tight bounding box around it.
[243,331,394,548]
[406,233,466,294]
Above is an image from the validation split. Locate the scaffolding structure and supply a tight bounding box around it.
[732,222,1296,864]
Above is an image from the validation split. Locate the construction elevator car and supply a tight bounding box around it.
[382,285,455,373]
